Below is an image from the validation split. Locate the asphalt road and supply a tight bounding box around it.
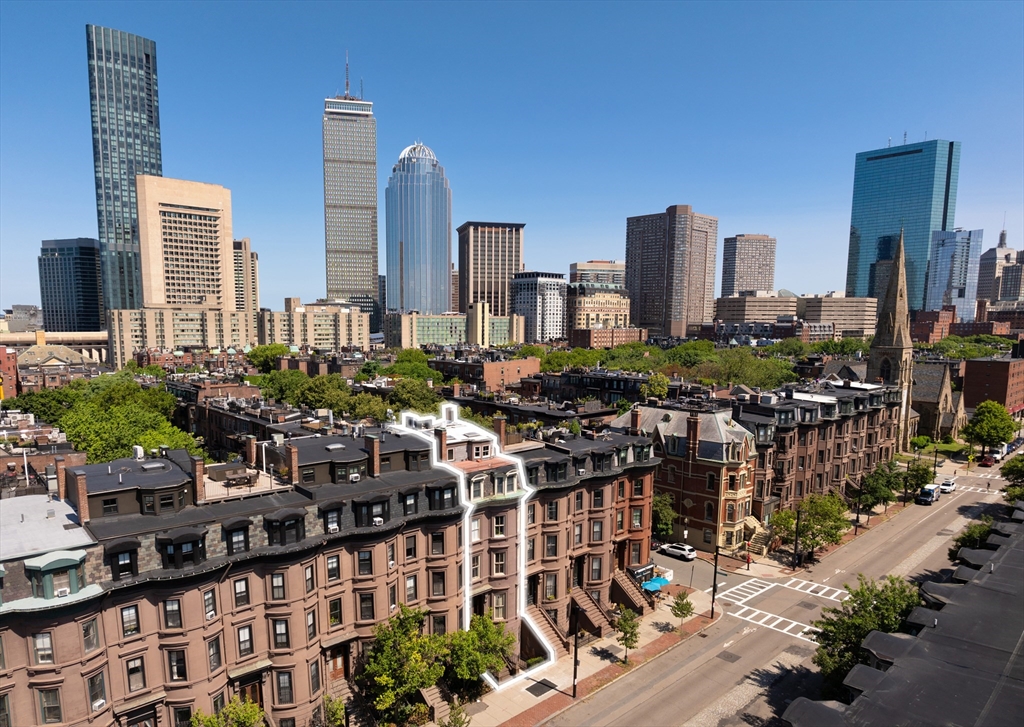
[543,472,1007,727]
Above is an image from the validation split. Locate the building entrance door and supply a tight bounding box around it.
[237,677,263,708]
[328,642,351,681]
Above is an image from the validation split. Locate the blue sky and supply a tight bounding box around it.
[1,1,1022,311]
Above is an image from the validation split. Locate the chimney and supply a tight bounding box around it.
[244,435,257,466]
[452,382,461,398]
[365,434,380,477]
[686,411,700,462]
[74,471,90,524]
[190,455,206,503]
[629,406,641,436]
[492,416,507,448]
[434,427,448,462]
[54,455,66,500]
[286,443,300,485]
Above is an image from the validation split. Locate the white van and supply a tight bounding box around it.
[916,484,941,505]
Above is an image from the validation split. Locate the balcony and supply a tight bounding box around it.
[203,469,292,503]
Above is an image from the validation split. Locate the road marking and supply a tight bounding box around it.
[727,605,818,642]
[716,578,776,606]
[722,640,734,649]
[782,578,848,601]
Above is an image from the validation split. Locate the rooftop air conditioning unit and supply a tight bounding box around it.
[372,516,384,527]
[206,610,217,620]
[55,587,70,597]
[92,699,106,711]
[349,473,361,483]
[327,524,340,534]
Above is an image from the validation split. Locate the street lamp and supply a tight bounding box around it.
[683,516,690,544]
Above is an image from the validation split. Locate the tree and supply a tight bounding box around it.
[190,695,264,727]
[320,694,346,727]
[811,575,920,697]
[258,369,310,404]
[568,418,582,436]
[295,374,350,412]
[948,516,993,561]
[1003,484,1024,505]
[961,400,1017,451]
[770,508,798,544]
[360,360,383,378]
[799,493,849,558]
[246,343,290,374]
[616,398,633,416]
[514,344,547,361]
[389,378,441,414]
[909,434,932,450]
[616,607,640,664]
[439,699,472,727]
[347,392,389,422]
[771,338,809,358]
[858,460,902,512]
[651,492,678,538]
[639,372,670,400]
[445,612,515,699]
[669,590,695,630]
[1000,454,1024,487]
[904,460,933,492]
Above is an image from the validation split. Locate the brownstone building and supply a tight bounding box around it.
[427,356,541,393]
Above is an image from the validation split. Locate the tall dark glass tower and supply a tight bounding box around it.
[86,24,162,312]
[845,139,960,310]
[38,238,104,331]
[386,143,451,314]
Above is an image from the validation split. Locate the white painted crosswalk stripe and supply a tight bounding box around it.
[728,605,819,642]
[716,578,776,606]
[782,578,848,601]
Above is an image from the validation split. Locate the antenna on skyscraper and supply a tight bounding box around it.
[345,51,350,97]
[888,137,891,148]
[903,131,907,145]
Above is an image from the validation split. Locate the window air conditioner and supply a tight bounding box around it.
[372,517,384,526]
[206,610,217,620]
[92,699,106,711]
[389,560,396,569]
[327,524,340,534]
[577,468,586,476]
[349,473,361,483]
[55,587,70,597]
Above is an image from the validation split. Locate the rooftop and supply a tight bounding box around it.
[0,495,94,561]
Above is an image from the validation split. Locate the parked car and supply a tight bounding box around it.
[916,484,941,505]
[661,543,697,561]
[939,478,957,493]
[978,456,995,467]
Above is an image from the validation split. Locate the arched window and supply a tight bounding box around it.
[726,503,735,523]
[879,358,892,383]
[705,502,714,522]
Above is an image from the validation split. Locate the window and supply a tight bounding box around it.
[168,649,187,681]
[269,516,305,545]
[545,573,557,599]
[273,619,290,649]
[527,504,536,524]
[471,519,480,542]
[632,508,642,529]
[82,619,99,652]
[164,599,182,629]
[208,636,222,671]
[310,660,322,694]
[204,589,217,618]
[234,578,250,607]
[143,495,155,514]
[545,534,558,557]
[359,593,374,621]
[616,510,624,532]
[493,515,506,537]
[114,551,136,580]
[126,657,146,692]
[305,565,315,593]
[527,538,535,562]
[528,467,539,485]
[633,479,644,497]
[389,583,397,609]
[471,477,483,499]
[405,535,417,559]
[471,555,481,580]
[705,502,714,522]
[493,551,506,576]
[703,529,713,544]
[173,707,193,727]
[404,493,417,516]
[271,573,286,600]
[706,473,716,491]
[574,491,584,512]
[121,605,140,637]
[591,520,603,542]
[447,447,455,461]
[726,503,736,522]
[33,632,54,664]
[160,493,175,510]
[276,671,294,704]
[358,550,372,576]
[630,542,642,565]
[432,615,447,635]
[546,501,558,521]
[87,671,105,710]
[432,571,445,597]
[590,557,602,581]
[213,693,225,714]
[306,610,317,640]
[729,474,737,491]
[324,555,340,582]
[228,528,248,554]
[493,591,507,619]
[574,523,583,545]
[593,488,604,507]
[329,598,342,626]
[238,625,253,657]
[431,532,445,554]
[325,509,340,531]
[618,481,625,499]
[406,575,418,601]
[102,498,118,515]
[38,689,61,724]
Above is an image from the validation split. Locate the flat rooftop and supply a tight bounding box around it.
[0,495,95,561]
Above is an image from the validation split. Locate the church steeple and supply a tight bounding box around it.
[873,230,911,350]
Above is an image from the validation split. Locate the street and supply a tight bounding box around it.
[543,471,1007,727]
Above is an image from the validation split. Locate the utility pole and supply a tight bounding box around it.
[933,447,939,477]
[571,602,580,698]
[791,508,803,569]
[711,545,720,618]
[854,493,861,536]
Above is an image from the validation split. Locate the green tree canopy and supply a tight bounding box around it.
[858,460,902,510]
[383,349,437,381]
[616,607,640,664]
[669,590,695,629]
[1000,453,1024,487]
[962,400,1017,450]
[246,343,290,374]
[948,516,993,561]
[811,574,921,697]
[800,493,849,556]
[444,612,515,699]
[651,492,678,538]
[258,368,310,404]
[389,378,441,414]
[190,695,264,727]
[640,372,670,400]
[514,344,547,360]
[904,460,934,493]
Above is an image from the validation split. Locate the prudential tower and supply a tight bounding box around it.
[386,142,452,314]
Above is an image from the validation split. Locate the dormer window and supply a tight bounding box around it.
[223,518,251,554]
[355,500,389,527]
[473,444,491,459]
[25,550,89,599]
[159,528,208,569]
[429,486,456,511]
[266,509,306,545]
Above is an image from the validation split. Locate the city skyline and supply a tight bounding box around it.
[0,3,1021,312]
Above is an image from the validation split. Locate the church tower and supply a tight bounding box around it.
[868,231,914,451]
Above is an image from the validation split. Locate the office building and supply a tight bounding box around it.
[257,297,370,352]
[378,274,387,317]
[38,238,104,331]
[721,234,776,297]
[924,229,982,321]
[382,310,524,349]
[569,260,626,287]
[976,230,1016,302]
[457,222,525,316]
[451,265,460,312]
[323,84,379,328]
[714,291,798,323]
[108,308,251,369]
[386,142,451,314]
[626,205,718,336]
[845,139,961,309]
[512,272,567,343]
[233,238,260,340]
[565,283,631,330]
[86,25,162,312]
[798,293,877,339]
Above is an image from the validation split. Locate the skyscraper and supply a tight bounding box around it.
[722,234,776,297]
[86,24,162,312]
[38,238,104,331]
[457,222,525,316]
[569,260,625,286]
[845,139,961,310]
[976,230,1015,303]
[924,229,982,321]
[386,143,451,315]
[234,238,261,341]
[323,75,378,328]
[512,272,566,343]
[625,205,718,336]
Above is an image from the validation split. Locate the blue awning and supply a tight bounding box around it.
[641,580,661,592]
[651,576,670,587]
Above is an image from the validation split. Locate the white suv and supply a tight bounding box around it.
[661,543,697,560]
[939,479,957,493]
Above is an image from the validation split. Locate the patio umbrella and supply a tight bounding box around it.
[650,576,670,588]
[641,580,661,592]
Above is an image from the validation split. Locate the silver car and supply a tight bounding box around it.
[661,543,697,560]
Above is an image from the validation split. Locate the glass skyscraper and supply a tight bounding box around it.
[386,143,452,314]
[924,229,982,321]
[845,139,960,311]
[323,90,378,328]
[38,238,104,331]
[86,24,162,312]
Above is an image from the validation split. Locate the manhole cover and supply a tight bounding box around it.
[798,601,817,609]
[717,651,741,663]
[526,679,557,697]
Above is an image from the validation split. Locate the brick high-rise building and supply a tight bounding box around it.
[457,222,524,316]
[721,234,776,297]
[626,205,718,336]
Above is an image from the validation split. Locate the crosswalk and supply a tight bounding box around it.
[727,604,819,642]
[781,578,848,601]
[958,485,998,493]
[965,472,1005,480]
[716,578,775,606]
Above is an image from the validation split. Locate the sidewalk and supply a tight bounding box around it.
[466,587,719,727]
